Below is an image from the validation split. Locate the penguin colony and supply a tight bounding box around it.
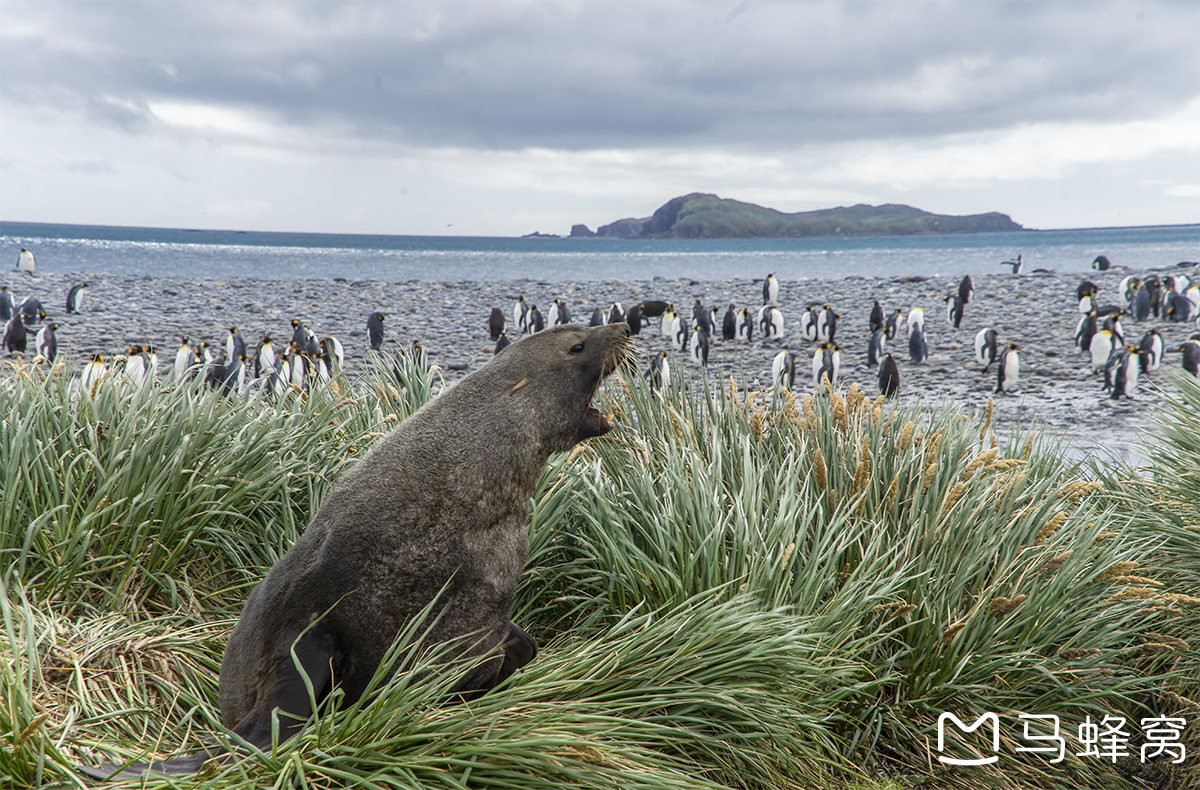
[4,251,1199,430]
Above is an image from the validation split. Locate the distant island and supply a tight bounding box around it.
[569,193,1025,239]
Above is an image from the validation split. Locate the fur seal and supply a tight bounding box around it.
[80,323,632,781]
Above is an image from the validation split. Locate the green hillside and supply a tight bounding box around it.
[586,193,1024,238]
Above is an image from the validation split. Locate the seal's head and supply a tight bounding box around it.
[496,322,632,452]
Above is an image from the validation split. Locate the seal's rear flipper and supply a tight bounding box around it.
[77,750,224,781]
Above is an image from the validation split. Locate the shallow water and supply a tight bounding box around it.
[3,221,1197,283]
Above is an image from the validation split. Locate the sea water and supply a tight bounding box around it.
[2,221,1197,283]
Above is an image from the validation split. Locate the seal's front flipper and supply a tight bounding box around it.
[498,621,537,682]
[231,627,337,750]
[78,631,335,782]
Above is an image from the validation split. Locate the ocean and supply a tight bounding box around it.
[2,221,1197,283]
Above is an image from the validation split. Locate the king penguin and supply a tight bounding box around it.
[1176,340,1200,376]
[15,247,35,275]
[1110,348,1140,399]
[660,305,677,339]
[2,314,26,354]
[1138,329,1164,372]
[672,314,689,352]
[527,305,545,334]
[885,309,902,340]
[552,298,572,326]
[493,331,511,355]
[722,304,737,341]
[626,303,643,335]
[589,307,605,327]
[66,282,89,314]
[646,350,670,392]
[812,344,840,387]
[174,337,194,381]
[1144,276,1163,318]
[513,296,528,333]
[945,294,964,329]
[736,307,754,343]
[123,347,147,388]
[367,312,386,350]
[867,328,885,367]
[1001,254,1023,275]
[974,327,999,372]
[690,300,710,335]
[35,322,58,361]
[878,354,900,398]
[81,354,106,393]
[226,327,246,363]
[815,305,832,342]
[763,273,779,305]
[1089,329,1116,371]
[869,301,885,334]
[488,307,505,340]
[1118,277,1140,307]
[18,296,45,325]
[1132,287,1151,322]
[801,307,818,342]
[688,321,710,366]
[1075,311,1098,352]
[253,336,274,378]
[321,337,344,372]
[771,349,796,389]
[762,305,784,341]
[996,344,1020,393]
[1075,280,1099,302]
[958,275,974,305]
[0,286,12,321]
[908,322,929,364]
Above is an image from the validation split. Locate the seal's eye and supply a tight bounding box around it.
[569,342,585,355]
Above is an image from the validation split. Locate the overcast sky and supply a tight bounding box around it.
[2,1,1198,236]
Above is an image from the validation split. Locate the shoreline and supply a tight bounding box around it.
[5,267,1198,463]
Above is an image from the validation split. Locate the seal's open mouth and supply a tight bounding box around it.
[582,331,632,436]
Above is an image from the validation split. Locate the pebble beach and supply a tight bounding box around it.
[7,266,1199,462]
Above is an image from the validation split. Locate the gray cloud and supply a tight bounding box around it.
[2,0,1197,153]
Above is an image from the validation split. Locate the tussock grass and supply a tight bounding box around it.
[2,352,1197,789]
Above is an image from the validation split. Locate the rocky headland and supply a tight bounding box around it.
[571,193,1025,239]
